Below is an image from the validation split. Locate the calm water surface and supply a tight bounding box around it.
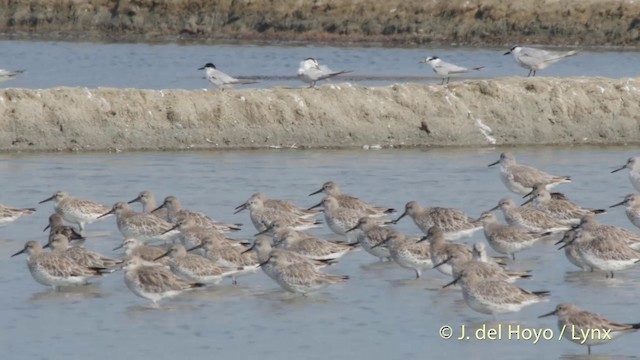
[0,41,639,89]
[1,146,640,359]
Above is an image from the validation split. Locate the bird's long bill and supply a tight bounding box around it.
[42,224,50,232]
[233,203,248,215]
[150,204,165,214]
[521,197,534,206]
[112,243,124,251]
[254,225,273,237]
[127,196,141,204]
[442,275,461,288]
[416,235,428,243]
[488,159,500,167]
[488,204,500,212]
[10,248,25,257]
[42,242,51,249]
[392,211,407,224]
[307,201,323,211]
[241,243,256,254]
[308,188,324,196]
[38,195,56,204]
[186,244,203,253]
[97,208,115,219]
[258,257,272,267]
[371,238,390,249]
[538,309,558,318]
[609,200,627,208]
[503,51,511,55]
[433,257,451,269]
[161,223,180,235]
[345,224,359,233]
[153,251,170,261]
[522,189,534,199]
[611,165,626,173]
[557,238,575,250]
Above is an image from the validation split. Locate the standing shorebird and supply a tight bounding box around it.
[155,244,241,285]
[346,217,393,261]
[11,240,103,290]
[488,152,571,195]
[539,303,640,355]
[122,256,204,305]
[258,251,349,295]
[98,202,178,244]
[420,56,484,85]
[490,198,570,233]
[198,63,257,90]
[43,213,84,244]
[444,268,549,315]
[128,191,170,222]
[374,231,432,279]
[39,191,111,232]
[308,196,365,240]
[610,193,640,230]
[611,156,640,192]
[523,184,605,225]
[504,46,579,77]
[112,238,170,266]
[309,181,395,217]
[45,234,119,270]
[478,211,548,260]
[393,201,482,241]
[0,204,36,227]
[153,195,241,233]
[235,195,321,233]
[297,58,351,88]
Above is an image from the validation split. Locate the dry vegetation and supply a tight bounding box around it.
[0,0,639,45]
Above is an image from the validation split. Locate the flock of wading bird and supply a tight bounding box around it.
[5,153,640,354]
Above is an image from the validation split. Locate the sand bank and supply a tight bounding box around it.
[1,77,639,152]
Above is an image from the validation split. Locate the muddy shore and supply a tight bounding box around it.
[0,0,639,46]
[0,77,638,152]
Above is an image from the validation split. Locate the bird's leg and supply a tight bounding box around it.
[440,78,445,85]
[512,253,516,261]
[527,70,532,77]
[446,77,450,84]
[532,70,536,77]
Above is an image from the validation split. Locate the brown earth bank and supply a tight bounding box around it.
[0,0,639,46]
[0,77,639,152]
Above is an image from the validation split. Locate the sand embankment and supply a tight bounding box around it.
[1,0,639,46]
[1,78,639,152]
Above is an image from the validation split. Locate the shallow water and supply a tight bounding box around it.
[1,146,640,359]
[1,41,639,90]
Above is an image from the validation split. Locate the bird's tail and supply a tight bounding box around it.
[471,66,485,71]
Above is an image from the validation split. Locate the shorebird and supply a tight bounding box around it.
[98,202,178,243]
[539,303,640,355]
[122,256,204,305]
[273,227,358,262]
[611,156,640,192]
[346,217,392,261]
[187,235,260,284]
[393,201,482,240]
[478,211,549,260]
[155,244,241,285]
[573,213,640,250]
[504,46,579,77]
[555,229,592,271]
[113,238,170,266]
[45,234,120,270]
[297,58,351,88]
[153,195,241,233]
[560,221,640,278]
[235,195,321,233]
[308,181,395,217]
[163,217,248,250]
[440,242,531,283]
[245,236,334,282]
[238,193,320,219]
[418,226,472,276]
[308,196,365,240]
[43,213,84,244]
[0,68,25,83]
[523,184,605,225]
[444,268,549,315]
[39,191,111,232]
[488,152,571,195]
[11,240,103,289]
[0,204,35,227]
[610,193,640,230]
[373,231,432,279]
[258,251,349,295]
[420,56,484,84]
[490,198,570,233]
[198,63,257,90]
[128,191,170,221]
